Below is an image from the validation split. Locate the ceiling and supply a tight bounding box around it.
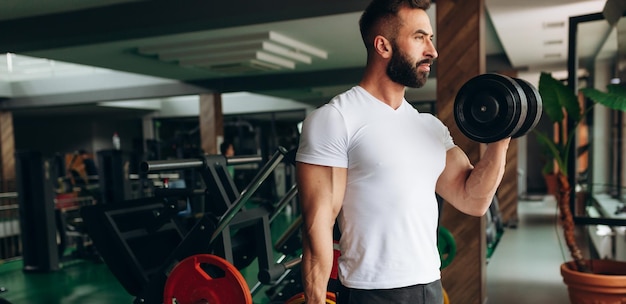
[0,0,615,117]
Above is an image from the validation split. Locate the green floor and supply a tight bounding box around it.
[0,259,134,304]
[0,257,283,304]
[0,212,299,304]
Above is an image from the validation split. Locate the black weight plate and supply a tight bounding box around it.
[511,78,543,138]
[454,74,526,143]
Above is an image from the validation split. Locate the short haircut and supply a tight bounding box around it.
[220,141,232,155]
[359,0,431,51]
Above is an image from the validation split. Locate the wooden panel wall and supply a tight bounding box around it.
[199,93,223,155]
[436,0,487,303]
[0,111,15,191]
[498,139,518,225]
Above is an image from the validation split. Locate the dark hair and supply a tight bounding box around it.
[359,0,431,51]
[220,141,232,155]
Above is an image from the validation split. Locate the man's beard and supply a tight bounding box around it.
[386,44,430,88]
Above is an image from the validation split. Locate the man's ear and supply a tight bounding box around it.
[374,35,392,59]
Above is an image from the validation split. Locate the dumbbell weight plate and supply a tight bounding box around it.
[454,74,527,143]
[511,77,543,138]
[163,254,253,304]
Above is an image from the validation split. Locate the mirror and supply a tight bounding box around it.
[570,12,626,229]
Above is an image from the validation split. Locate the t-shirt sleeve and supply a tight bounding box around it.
[296,105,349,168]
[427,114,456,151]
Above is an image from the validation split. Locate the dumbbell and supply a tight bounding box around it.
[454,73,542,143]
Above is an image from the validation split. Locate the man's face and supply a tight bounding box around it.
[386,8,437,88]
[386,41,430,88]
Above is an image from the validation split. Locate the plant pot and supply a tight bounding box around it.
[561,259,626,303]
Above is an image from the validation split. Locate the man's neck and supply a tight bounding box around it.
[359,73,406,110]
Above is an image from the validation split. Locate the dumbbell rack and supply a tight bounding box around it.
[81,147,299,304]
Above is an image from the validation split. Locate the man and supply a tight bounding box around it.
[295,0,510,303]
[79,149,99,179]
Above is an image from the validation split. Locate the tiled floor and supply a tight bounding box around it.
[486,196,571,303]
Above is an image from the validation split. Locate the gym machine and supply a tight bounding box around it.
[81,147,302,304]
[15,151,60,273]
[15,150,103,271]
[97,149,134,204]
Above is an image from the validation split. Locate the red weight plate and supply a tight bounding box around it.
[285,292,337,304]
[163,254,252,304]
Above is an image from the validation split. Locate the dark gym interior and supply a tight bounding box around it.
[1,0,625,303]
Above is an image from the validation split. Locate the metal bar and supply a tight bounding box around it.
[0,192,18,199]
[210,147,288,244]
[269,185,298,223]
[283,256,302,269]
[0,204,17,211]
[141,155,263,173]
[250,254,289,296]
[141,159,204,173]
[274,215,303,253]
[573,216,626,226]
[226,155,263,165]
[249,281,263,296]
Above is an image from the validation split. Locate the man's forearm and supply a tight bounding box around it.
[302,232,333,304]
[465,138,510,211]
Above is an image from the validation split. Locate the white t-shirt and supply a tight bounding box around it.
[296,86,456,289]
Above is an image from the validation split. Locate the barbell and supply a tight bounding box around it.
[454,73,542,143]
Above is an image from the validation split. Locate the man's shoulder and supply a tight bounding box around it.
[326,86,371,109]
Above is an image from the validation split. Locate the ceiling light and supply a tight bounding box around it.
[6,53,13,72]
[543,53,562,59]
[181,51,296,69]
[137,31,328,74]
[544,39,563,45]
[159,41,313,64]
[543,21,565,29]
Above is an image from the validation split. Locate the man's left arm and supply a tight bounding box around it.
[435,137,511,216]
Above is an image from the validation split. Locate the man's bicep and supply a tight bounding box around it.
[435,147,473,206]
[296,162,346,225]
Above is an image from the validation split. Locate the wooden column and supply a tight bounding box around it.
[0,111,16,191]
[199,93,224,155]
[436,0,486,303]
[498,139,518,225]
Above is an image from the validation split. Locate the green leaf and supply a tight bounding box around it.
[538,72,581,123]
[581,86,626,112]
[538,72,564,123]
[607,84,626,96]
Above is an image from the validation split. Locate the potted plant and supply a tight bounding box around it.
[539,144,558,196]
[535,71,626,302]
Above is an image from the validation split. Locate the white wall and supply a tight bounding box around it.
[8,72,173,97]
[592,58,613,195]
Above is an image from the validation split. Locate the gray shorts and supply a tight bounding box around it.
[337,280,443,304]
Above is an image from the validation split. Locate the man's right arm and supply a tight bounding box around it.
[297,162,346,304]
